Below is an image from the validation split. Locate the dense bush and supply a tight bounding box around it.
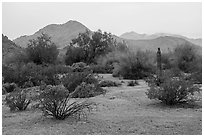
[174,44,200,73]
[145,71,201,105]
[2,63,73,87]
[95,51,126,74]
[89,64,113,74]
[71,62,89,72]
[99,80,121,87]
[4,50,30,65]
[3,83,18,94]
[61,71,105,98]
[127,80,139,86]
[26,33,59,65]
[62,71,96,92]
[64,46,86,65]
[39,85,93,120]
[71,82,104,98]
[5,88,31,111]
[113,51,155,80]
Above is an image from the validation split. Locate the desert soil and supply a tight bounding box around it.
[2,74,202,135]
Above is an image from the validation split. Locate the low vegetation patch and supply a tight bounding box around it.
[99,80,122,87]
[61,71,105,98]
[39,85,93,120]
[2,83,18,94]
[145,71,201,105]
[5,88,31,111]
[127,80,139,86]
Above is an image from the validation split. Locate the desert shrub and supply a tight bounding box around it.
[26,33,59,65]
[127,80,139,86]
[145,71,201,105]
[2,87,6,95]
[71,62,88,72]
[190,71,202,84]
[187,54,202,84]
[3,83,18,93]
[22,81,34,88]
[4,50,30,65]
[65,46,86,66]
[112,63,121,77]
[95,51,126,74]
[71,82,104,98]
[161,51,174,70]
[62,71,97,92]
[113,51,155,80]
[174,44,200,73]
[89,64,113,74]
[2,62,73,87]
[5,88,31,111]
[99,80,121,87]
[2,64,17,84]
[39,85,93,120]
[61,71,105,98]
[2,63,43,87]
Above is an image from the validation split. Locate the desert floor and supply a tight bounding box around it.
[2,74,202,135]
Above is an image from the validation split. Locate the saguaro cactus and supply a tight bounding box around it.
[156,48,162,84]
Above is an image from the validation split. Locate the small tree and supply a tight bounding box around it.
[65,29,115,65]
[26,33,59,65]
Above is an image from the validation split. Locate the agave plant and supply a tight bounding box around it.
[39,85,94,120]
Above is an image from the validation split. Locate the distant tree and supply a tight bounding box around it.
[26,33,59,65]
[65,29,115,65]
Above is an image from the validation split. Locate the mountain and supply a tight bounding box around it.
[13,20,201,55]
[13,20,90,49]
[120,31,202,46]
[125,36,202,55]
[2,34,22,63]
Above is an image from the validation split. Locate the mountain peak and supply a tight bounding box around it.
[13,20,89,48]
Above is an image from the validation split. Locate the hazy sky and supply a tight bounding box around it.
[2,2,202,40]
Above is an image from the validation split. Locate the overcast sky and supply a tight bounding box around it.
[2,2,202,40]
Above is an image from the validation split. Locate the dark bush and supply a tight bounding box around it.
[99,80,121,87]
[71,62,89,72]
[2,63,73,87]
[26,33,59,65]
[89,64,113,74]
[145,71,201,105]
[3,83,18,93]
[65,46,86,66]
[127,80,139,86]
[5,88,31,111]
[62,71,97,92]
[174,44,200,73]
[61,71,105,98]
[4,50,30,65]
[71,82,104,98]
[39,85,93,120]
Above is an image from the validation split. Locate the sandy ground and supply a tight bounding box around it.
[2,74,202,135]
